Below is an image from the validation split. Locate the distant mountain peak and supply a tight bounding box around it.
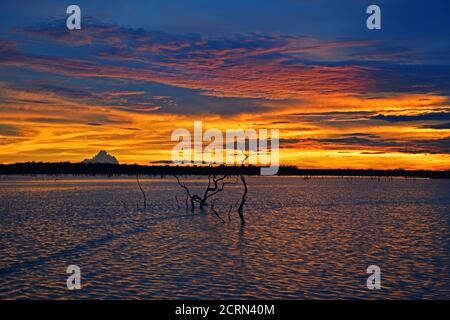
[82,150,119,164]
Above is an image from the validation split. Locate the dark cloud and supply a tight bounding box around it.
[301,135,450,154]
[289,111,375,122]
[341,133,381,139]
[360,151,387,155]
[422,122,450,130]
[0,40,17,53]
[279,138,301,146]
[0,124,21,136]
[349,45,414,62]
[25,117,74,124]
[410,137,450,154]
[373,112,450,122]
[369,63,450,97]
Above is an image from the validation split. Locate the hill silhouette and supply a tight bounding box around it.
[82,150,119,164]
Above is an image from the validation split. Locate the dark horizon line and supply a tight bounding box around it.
[0,162,449,179]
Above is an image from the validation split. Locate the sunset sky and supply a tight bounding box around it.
[0,0,449,169]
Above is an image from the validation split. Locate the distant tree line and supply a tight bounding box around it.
[0,162,449,179]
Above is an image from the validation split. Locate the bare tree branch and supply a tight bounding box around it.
[227,205,233,222]
[211,199,217,210]
[136,174,147,210]
[174,175,195,211]
[209,198,226,223]
[238,174,247,225]
[174,174,236,210]
[211,207,226,224]
[175,195,181,209]
[173,151,249,226]
[235,148,250,224]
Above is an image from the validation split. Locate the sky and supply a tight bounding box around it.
[0,0,449,169]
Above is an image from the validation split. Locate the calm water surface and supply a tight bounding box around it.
[0,176,449,299]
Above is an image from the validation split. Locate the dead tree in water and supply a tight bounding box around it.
[174,175,193,210]
[210,199,226,224]
[136,174,147,210]
[237,151,250,225]
[174,174,235,212]
[237,174,248,225]
[173,150,250,225]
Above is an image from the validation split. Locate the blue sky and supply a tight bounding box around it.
[2,1,450,37]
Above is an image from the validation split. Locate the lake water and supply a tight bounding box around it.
[0,176,449,299]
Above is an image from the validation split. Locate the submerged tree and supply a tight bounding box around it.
[237,152,249,225]
[174,151,250,225]
[174,174,236,211]
[136,174,147,210]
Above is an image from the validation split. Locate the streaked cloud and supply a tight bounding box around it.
[0,19,383,100]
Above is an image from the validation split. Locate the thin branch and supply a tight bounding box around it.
[238,175,247,225]
[136,174,147,210]
[175,195,181,209]
[237,148,249,225]
[227,205,233,222]
[210,207,226,224]
[174,175,195,211]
